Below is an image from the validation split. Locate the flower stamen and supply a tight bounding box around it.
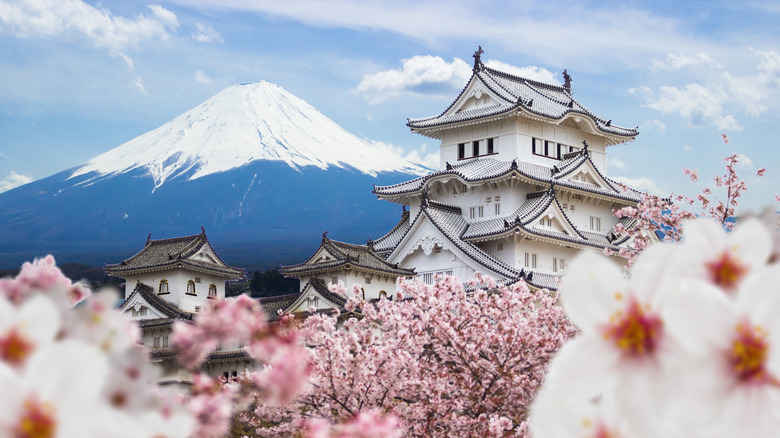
[706,250,747,290]
[730,322,772,383]
[15,396,56,438]
[603,298,662,357]
[0,328,35,366]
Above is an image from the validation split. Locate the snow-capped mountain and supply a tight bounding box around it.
[0,82,426,269]
[71,81,428,190]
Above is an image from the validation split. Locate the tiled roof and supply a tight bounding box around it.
[408,65,637,138]
[119,282,194,321]
[308,278,348,309]
[373,209,411,254]
[105,230,243,277]
[281,236,415,277]
[374,154,644,203]
[258,293,300,322]
[420,201,555,290]
[460,189,633,252]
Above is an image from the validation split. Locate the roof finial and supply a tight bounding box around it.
[472,45,485,72]
[421,185,429,207]
[200,226,206,234]
[322,231,329,241]
[563,69,572,91]
[146,233,152,246]
[402,205,407,212]
[582,140,589,156]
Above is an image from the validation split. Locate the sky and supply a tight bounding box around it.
[0,0,779,213]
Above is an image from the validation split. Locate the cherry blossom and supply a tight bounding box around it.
[0,294,60,368]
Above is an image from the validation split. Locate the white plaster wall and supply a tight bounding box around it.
[402,247,475,283]
[510,238,580,275]
[437,117,609,173]
[122,270,227,311]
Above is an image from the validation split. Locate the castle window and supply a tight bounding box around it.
[194,277,201,283]
[472,140,480,157]
[208,284,217,299]
[331,276,338,285]
[532,138,560,159]
[540,217,553,227]
[434,246,442,254]
[162,336,168,348]
[365,277,372,284]
[494,203,500,215]
[469,206,484,219]
[590,216,602,232]
[195,306,201,313]
[186,280,196,295]
[487,138,495,154]
[153,337,160,348]
[421,273,433,284]
[158,279,169,295]
[497,243,504,251]
[458,143,465,159]
[524,252,538,269]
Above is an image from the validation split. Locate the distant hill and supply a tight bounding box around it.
[0,81,427,269]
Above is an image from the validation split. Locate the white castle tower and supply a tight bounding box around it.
[370,48,646,290]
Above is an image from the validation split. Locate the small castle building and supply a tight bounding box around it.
[106,229,248,391]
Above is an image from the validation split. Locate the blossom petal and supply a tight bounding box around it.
[17,294,60,346]
[729,218,772,267]
[23,340,110,408]
[663,280,737,356]
[560,252,628,331]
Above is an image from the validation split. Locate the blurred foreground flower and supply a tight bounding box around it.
[531,217,780,438]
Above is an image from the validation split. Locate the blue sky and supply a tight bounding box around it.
[0,0,778,212]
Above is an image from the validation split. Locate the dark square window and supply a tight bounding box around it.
[487,138,495,154]
[458,143,465,159]
[472,140,480,157]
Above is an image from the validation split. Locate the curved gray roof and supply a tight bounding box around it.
[408,65,637,138]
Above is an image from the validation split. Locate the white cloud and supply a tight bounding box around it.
[355,55,556,104]
[630,84,741,131]
[191,22,222,43]
[651,53,721,71]
[170,0,711,67]
[482,60,559,84]
[355,56,471,104]
[684,145,693,152]
[194,69,212,84]
[0,0,178,64]
[643,119,666,135]
[0,171,33,193]
[371,140,437,169]
[735,153,755,172]
[611,175,664,196]
[133,77,148,95]
[632,50,780,131]
[609,156,627,171]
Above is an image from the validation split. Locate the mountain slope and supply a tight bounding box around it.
[71,81,428,189]
[0,82,425,269]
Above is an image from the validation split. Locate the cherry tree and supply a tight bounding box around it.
[613,134,768,265]
[243,275,574,437]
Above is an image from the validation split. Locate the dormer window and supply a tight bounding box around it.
[186,280,196,296]
[158,279,169,295]
[208,284,217,299]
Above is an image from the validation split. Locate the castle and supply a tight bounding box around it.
[283,48,645,305]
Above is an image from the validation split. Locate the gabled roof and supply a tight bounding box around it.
[373,209,411,254]
[407,64,637,141]
[105,229,243,278]
[374,151,644,204]
[281,278,349,315]
[408,200,559,290]
[258,293,301,322]
[118,282,194,321]
[281,234,415,278]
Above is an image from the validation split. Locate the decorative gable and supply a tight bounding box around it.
[121,292,167,321]
[559,159,615,192]
[191,245,221,265]
[527,200,583,239]
[443,75,511,117]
